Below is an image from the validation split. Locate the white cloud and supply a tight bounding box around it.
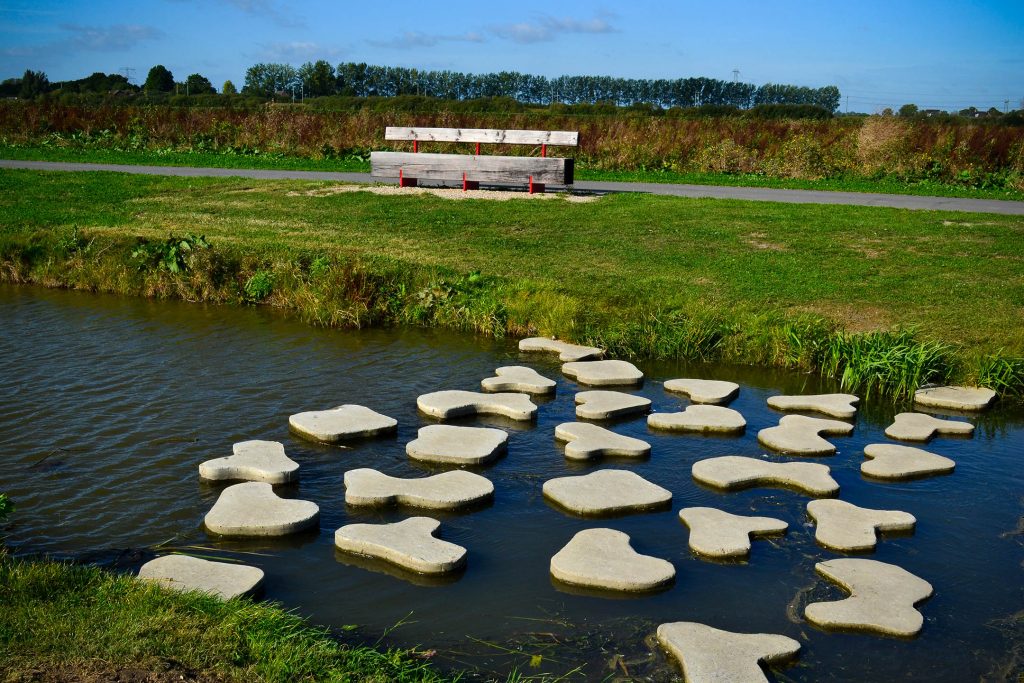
[256,41,344,62]
[59,23,163,52]
[369,31,486,49]
[490,15,617,44]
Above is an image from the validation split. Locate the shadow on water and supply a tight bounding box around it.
[2,284,1023,681]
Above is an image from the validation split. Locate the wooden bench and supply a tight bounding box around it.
[370,127,577,193]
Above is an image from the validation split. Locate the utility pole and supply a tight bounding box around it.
[1005,99,1010,113]
[846,94,849,113]
[120,66,135,85]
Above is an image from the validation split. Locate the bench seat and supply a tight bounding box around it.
[370,151,573,186]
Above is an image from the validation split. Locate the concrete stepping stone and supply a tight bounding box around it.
[648,405,746,434]
[334,517,466,575]
[480,366,555,395]
[767,393,859,418]
[344,468,493,510]
[543,470,671,515]
[289,404,397,443]
[519,336,604,361]
[807,499,916,552]
[657,622,800,683]
[561,360,643,386]
[884,412,974,442]
[406,424,508,465]
[204,482,319,537]
[550,528,675,592]
[138,555,264,600]
[805,558,933,637]
[198,440,299,484]
[914,385,996,411]
[417,390,537,421]
[861,443,955,480]
[757,415,853,456]
[679,507,788,559]
[574,390,651,419]
[663,378,740,404]
[692,456,839,496]
[555,422,651,461]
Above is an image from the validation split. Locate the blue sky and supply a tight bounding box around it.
[2,0,1022,112]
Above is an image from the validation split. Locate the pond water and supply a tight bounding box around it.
[1,284,1021,681]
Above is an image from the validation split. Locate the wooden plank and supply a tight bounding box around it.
[385,127,578,146]
[371,152,574,185]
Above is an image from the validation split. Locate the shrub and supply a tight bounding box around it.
[243,269,274,301]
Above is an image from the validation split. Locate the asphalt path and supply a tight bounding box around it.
[4,159,1024,215]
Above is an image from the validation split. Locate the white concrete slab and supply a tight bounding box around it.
[555,422,651,461]
[767,393,860,418]
[757,415,853,456]
[861,443,956,480]
[884,412,974,442]
[692,456,839,496]
[805,558,933,637]
[199,440,299,484]
[657,622,800,683]
[807,499,916,552]
[417,390,537,421]
[648,405,746,434]
[679,507,788,559]
[344,468,493,510]
[663,378,740,404]
[289,404,397,443]
[550,528,675,592]
[204,482,319,537]
[543,469,671,515]
[405,424,508,465]
[138,555,264,600]
[519,336,604,361]
[914,385,996,411]
[574,390,651,419]
[481,366,556,395]
[334,517,466,575]
[561,360,643,386]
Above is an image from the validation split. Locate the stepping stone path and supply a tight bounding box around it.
[861,443,956,480]
[289,404,397,443]
[679,507,788,559]
[805,558,933,637]
[767,393,860,419]
[406,424,508,465]
[138,555,264,600]
[561,360,644,386]
[757,415,853,456]
[417,390,537,421]
[555,422,651,461]
[574,390,651,420]
[657,622,800,683]
[648,405,746,434]
[518,336,604,361]
[914,385,996,411]
[480,366,555,395]
[198,440,299,484]
[204,482,319,537]
[344,468,493,510]
[692,456,839,496]
[550,528,675,592]
[663,378,740,405]
[884,412,974,442]
[334,517,466,575]
[543,470,671,515]
[807,499,916,552]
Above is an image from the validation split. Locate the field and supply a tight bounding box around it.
[1,168,1022,397]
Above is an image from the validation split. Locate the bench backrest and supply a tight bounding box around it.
[385,126,578,147]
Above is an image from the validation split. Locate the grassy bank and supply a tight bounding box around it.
[0,553,450,682]
[4,144,1024,202]
[1,168,1022,399]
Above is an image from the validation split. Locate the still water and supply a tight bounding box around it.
[0,285,1021,681]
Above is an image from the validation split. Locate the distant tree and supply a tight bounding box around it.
[222,79,237,95]
[298,60,335,97]
[881,107,894,116]
[958,106,979,118]
[18,70,49,98]
[243,62,297,97]
[0,77,20,98]
[185,73,215,94]
[144,65,175,92]
[898,103,918,117]
[986,107,1001,117]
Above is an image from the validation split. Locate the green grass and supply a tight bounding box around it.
[0,553,451,682]
[4,144,1024,202]
[1,168,1022,397]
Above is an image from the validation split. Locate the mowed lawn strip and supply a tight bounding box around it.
[1,168,1022,357]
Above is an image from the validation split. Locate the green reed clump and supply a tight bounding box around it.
[817,329,952,399]
[976,354,1024,398]
[581,308,731,361]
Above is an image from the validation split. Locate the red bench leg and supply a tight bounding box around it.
[462,172,479,191]
[399,169,417,187]
[529,176,545,194]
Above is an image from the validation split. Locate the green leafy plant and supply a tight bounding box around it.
[977,353,1024,397]
[308,255,331,279]
[131,233,210,273]
[0,494,12,521]
[243,269,274,301]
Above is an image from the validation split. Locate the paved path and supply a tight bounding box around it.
[4,159,1024,215]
